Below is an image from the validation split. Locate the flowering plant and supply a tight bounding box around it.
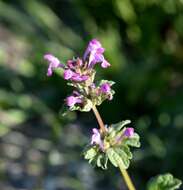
[44,39,182,190]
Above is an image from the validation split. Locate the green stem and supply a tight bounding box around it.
[92,105,136,190]
[119,164,136,190]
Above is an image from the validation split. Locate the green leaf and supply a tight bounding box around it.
[116,147,130,169]
[99,80,115,86]
[114,120,131,131]
[96,153,108,170]
[93,95,103,106]
[106,148,118,167]
[97,154,103,167]
[147,173,182,190]
[83,146,108,170]
[67,82,77,87]
[106,147,130,169]
[102,154,108,169]
[79,99,93,112]
[92,89,115,106]
[70,99,93,112]
[83,146,98,160]
[108,120,131,137]
[123,133,141,147]
[122,145,133,159]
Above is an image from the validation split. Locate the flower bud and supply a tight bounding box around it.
[100,83,111,93]
[124,128,134,138]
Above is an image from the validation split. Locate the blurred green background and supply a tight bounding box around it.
[0,0,183,189]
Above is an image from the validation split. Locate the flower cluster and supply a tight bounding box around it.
[84,120,140,170]
[44,39,114,112]
[90,125,135,152]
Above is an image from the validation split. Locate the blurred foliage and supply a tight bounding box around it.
[0,0,183,189]
[147,173,182,190]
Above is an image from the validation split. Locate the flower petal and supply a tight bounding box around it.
[64,69,74,80]
[101,59,111,68]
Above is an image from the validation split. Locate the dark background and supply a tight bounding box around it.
[0,0,183,189]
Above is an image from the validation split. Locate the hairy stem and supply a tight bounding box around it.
[92,105,136,190]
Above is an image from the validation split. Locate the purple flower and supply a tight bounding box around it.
[124,128,134,138]
[91,128,104,150]
[64,69,74,80]
[115,128,134,144]
[100,83,111,93]
[83,39,110,68]
[84,39,104,60]
[66,95,82,107]
[44,54,64,76]
[71,73,89,82]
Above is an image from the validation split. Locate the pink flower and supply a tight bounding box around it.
[63,69,74,80]
[100,83,111,93]
[66,95,82,107]
[44,54,64,76]
[91,128,104,150]
[124,128,134,138]
[83,39,110,69]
